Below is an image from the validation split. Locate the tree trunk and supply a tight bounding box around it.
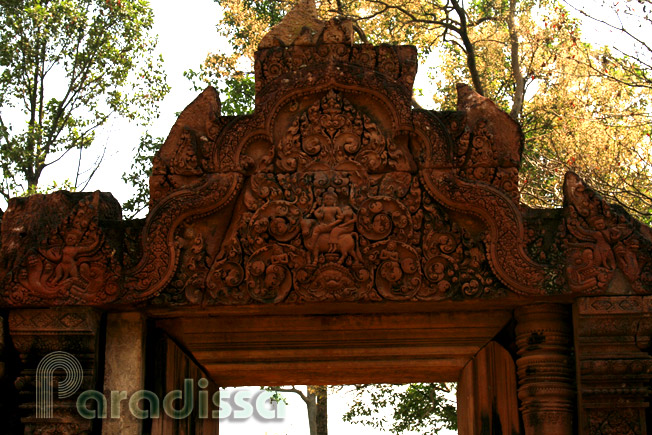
[306,385,328,435]
[451,0,485,96]
[508,0,525,120]
[272,385,328,435]
[313,385,328,435]
[306,388,317,435]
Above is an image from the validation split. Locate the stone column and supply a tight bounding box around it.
[102,312,146,435]
[8,308,102,434]
[515,304,574,435]
[574,296,652,435]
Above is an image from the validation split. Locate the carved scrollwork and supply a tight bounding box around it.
[171,168,505,305]
[276,90,411,172]
[357,197,413,242]
[246,244,303,303]
[246,201,303,249]
[122,172,243,303]
[366,240,421,300]
[421,168,549,295]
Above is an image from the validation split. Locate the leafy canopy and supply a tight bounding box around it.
[0,0,169,200]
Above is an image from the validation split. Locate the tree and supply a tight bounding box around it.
[561,0,651,91]
[0,0,169,201]
[267,385,328,435]
[343,383,457,434]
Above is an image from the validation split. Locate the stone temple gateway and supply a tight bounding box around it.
[1,2,652,434]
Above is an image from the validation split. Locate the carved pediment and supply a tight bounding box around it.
[2,0,651,308]
[154,169,505,306]
[276,90,414,173]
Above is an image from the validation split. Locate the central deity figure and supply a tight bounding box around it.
[301,187,362,265]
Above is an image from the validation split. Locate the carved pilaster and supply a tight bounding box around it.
[574,296,652,435]
[515,304,574,434]
[8,308,102,434]
[1,314,22,434]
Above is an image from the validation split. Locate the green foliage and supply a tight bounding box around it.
[0,0,169,200]
[220,75,256,116]
[121,132,161,217]
[184,69,256,116]
[343,383,457,434]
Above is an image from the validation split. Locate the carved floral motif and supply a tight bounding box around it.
[156,164,504,305]
[276,90,412,172]
[422,169,550,295]
[122,172,243,303]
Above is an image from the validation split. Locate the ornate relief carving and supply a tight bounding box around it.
[151,86,228,203]
[563,172,652,294]
[276,90,413,173]
[153,165,504,305]
[587,408,642,435]
[0,192,122,306]
[422,169,550,295]
[575,296,652,435]
[9,308,101,434]
[454,84,522,202]
[122,172,243,303]
[255,35,417,98]
[515,304,575,435]
[3,0,652,313]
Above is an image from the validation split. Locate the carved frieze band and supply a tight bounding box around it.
[575,296,652,435]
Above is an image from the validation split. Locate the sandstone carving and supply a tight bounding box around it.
[0,1,649,307]
[3,2,652,434]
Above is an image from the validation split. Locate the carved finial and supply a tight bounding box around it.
[456,83,523,167]
[258,0,324,48]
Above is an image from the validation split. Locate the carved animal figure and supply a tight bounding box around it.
[301,207,362,266]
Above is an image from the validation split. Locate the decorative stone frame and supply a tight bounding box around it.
[1,2,651,434]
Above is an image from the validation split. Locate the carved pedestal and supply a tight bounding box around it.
[515,304,574,434]
[574,296,652,435]
[8,308,102,434]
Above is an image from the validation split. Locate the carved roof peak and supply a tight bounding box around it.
[258,0,354,49]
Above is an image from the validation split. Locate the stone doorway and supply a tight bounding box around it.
[148,304,520,434]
